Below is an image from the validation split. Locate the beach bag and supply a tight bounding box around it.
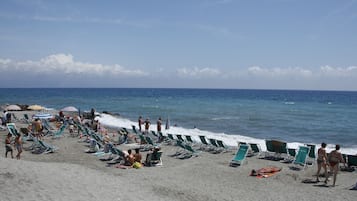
[132,162,142,169]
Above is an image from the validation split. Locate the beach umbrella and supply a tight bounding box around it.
[5,104,22,111]
[60,106,78,112]
[27,105,44,111]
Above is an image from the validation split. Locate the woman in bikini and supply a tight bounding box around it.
[316,142,328,182]
[327,144,346,187]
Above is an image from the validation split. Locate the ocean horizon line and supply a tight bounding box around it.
[0,87,356,93]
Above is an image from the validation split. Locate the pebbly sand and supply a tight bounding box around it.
[0,111,356,201]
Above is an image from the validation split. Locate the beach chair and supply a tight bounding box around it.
[216,140,230,152]
[167,133,175,141]
[151,130,158,137]
[265,140,288,161]
[230,144,249,167]
[174,140,197,159]
[139,134,148,144]
[51,124,66,138]
[131,125,139,135]
[22,113,31,124]
[145,136,157,147]
[282,148,297,163]
[164,133,176,145]
[198,136,217,152]
[248,143,262,156]
[146,151,163,166]
[185,135,195,143]
[6,123,19,136]
[38,140,58,154]
[176,134,185,142]
[347,155,357,168]
[291,146,311,170]
[306,144,316,165]
[12,113,19,122]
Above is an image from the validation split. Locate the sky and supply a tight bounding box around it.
[0,0,357,90]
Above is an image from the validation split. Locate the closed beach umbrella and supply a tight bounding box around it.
[5,104,22,111]
[27,105,44,111]
[60,106,78,112]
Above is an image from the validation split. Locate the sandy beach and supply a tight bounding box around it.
[1,111,356,201]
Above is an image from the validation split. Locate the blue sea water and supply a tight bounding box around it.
[1,88,356,153]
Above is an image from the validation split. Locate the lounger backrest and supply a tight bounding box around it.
[185,135,194,143]
[217,140,226,148]
[167,134,175,140]
[199,136,209,145]
[233,144,249,161]
[176,134,184,142]
[288,148,296,157]
[293,146,310,166]
[347,155,357,167]
[249,143,261,153]
[152,151,162,161]
[209,139,219,147]
[306,144,316,158]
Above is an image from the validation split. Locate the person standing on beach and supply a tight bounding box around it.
[14,134,22,160]
[144,118,150,134]
[157,117,162,133]
[327,144,346,187]
[5,133,14,158]
[316,142,328,182]
[138,116,143,132]
[90,108,95,124]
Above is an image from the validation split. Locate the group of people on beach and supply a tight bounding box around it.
[316,143,347,187]
[5,132,22,159]
[138,116,162,134]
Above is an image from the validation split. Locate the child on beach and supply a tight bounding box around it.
[316,142,329,182]
[14,133,22,160]
[5,133,14,158]
[327,144,346,187]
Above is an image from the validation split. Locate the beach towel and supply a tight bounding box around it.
[250,166,282,178]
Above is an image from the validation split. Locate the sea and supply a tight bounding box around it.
[1,88,356,154]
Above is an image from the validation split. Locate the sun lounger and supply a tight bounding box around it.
[145,151,163,166]
[305,144,316,165]
[230,144,249,167]
[38,140,58,154]
[6,123,20,136]
[265,140,288,161]
[199,136,218,152]
[176,134,185,142]
[347,155,357,167]
[248,143,262,156]
[291,146,311,170]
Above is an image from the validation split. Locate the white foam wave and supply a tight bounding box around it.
[97,113,357,155]
[211,116,239,121]
[284,102,295,105]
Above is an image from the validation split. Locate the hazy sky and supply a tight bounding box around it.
[1,0,356,90]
